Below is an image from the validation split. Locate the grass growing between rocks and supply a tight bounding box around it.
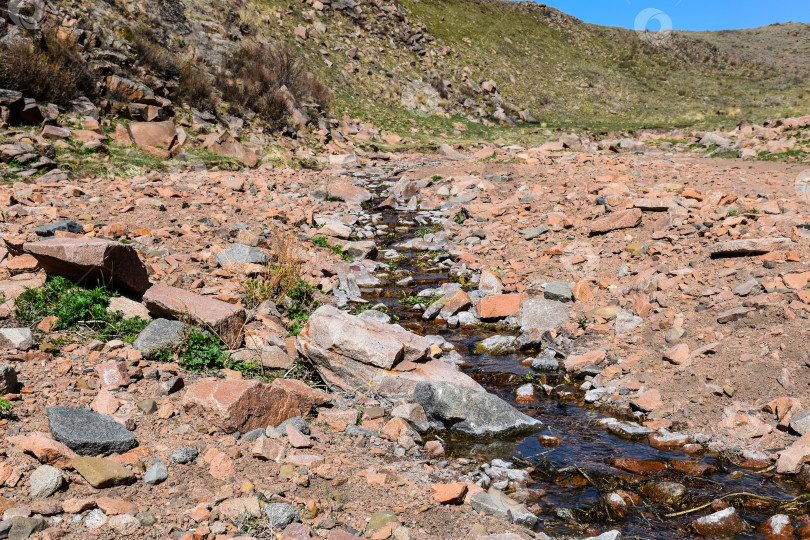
[15,276,149,343]
[153,330,231,372]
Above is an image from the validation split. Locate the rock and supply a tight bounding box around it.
[264,503,300,528]
[230,346,294,369]
[777,434,810,473]
[614,311,643,334]
[475,335,516,355]
[219,497,261,520]
[328,154,358,167]
[522,226,549,240]
[757,514,793,540]
[168,446,198,464]
[127,120,176,150]
[700,132,732,147]
[8,516,45,540]
[708,238,794,257]
[531,352,559,371]
[608,421,654,440]
[589,209,643,235]
[41,125,71,140]
[543,281,573,302]
[413,381,542,437]
[84,508,107,529]
[181,378,328,433]
[132,319,186,358]
[306,305,430,369]
[47,406,137,455]
[215,244,270,266]
[0,328,33,351]
[142,284,246,348]
[9,432,77,468]
[476,293,527,319]
[639,482,686,505]
[717,306,754,324]
[34,220,83,237]
[323,183,372,205]
[71,457,136,488]
[690,507,746,537]
[143,458,168,485]
[343,240,378,261]
[108,296,150,320]
[366,511,399,532]
[518,298,569,334]
[663,343,690,365]
[137,399,157,414]
[790,409,810,436]
[28,465,63,499]
[432,482,467,504]
[390,403,430,432]
[108,514,140,535]
[469,492,509,521]
[202,131,258,167]
[96,360,131,389]
[631,389,662,412]
[277,416,310,435]
[24,238,150,294]
[0,363,18,393]
[438,144,468,161]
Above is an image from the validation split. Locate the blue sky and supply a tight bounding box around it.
[541,1,810,31]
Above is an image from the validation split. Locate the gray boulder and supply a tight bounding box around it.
[216,244,269,266]
[35,220,84,237]
[263,503,300,528]
[133,319,186,358]
[277,416,310,436]
[413,381,542,437]
[168,446,198,464]
[47,406,137,455]
[0,328,33,351]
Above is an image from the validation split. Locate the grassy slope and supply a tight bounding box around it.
[394,0,809,132]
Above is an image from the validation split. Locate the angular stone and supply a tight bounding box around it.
[544,281,573,302]
[390,403,429,432]
[709,238,794,257]
[432,482,467,504]
[8,516,45,540]
[96,360,130,389]
[608,421,654,440]
[142,284,246,348]
[143,458,167,485]
[215,244,270,266]
[413,381,542,437]
[252,436,284,462]
[72,457,136,488]
[168,446,198,464]
[132,319,186,359]
[108,514,140,535]
[127,120,176,150]
[469,492,509,521]
[589,209,642,235]
[0,328,33,351]
[9,432,77,468]
[47,406,137,455]
[28,465,64,499]
[476,293,527,319]
[181,378,328,434]
[717,306,755,324]
[23,238,150,294]
[307,305,430,369]
[663,343,690,365]
[34,220,83,237]
[108,297,150,320]
[690,507,745,537]
[264,503,300,528]
[518,298,569,333]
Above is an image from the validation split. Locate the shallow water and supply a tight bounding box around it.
[353,168,805,538]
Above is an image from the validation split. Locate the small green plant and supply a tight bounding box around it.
[178,331,229,372]
[727,209,741,217]
[312,236,330,247]
[15,276,148,342]
[431,175,442,181]
[0,398,11,417]
[312,236,350,260]
[415,224,442,238]
[454,212,464,224]
[399,294,442,307]
[578,316,589,330]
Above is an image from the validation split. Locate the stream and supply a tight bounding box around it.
[346,164,806,538]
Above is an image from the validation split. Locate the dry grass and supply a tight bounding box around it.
[216,42,331,126]
[244,227,306,310]
[0,33,98,104]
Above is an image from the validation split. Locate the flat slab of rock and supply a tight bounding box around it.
[476,293,527,319]
[0,328,33,350]
[142,284,246,348]
[307,305,430,370]
[127,120,176,150]
[35,220,83,237]
[518,298,569,334]
[589,208,642,235]
[47,406,137,456]
[182,378,329,434]
[708,237,794,257]
[215,244,270,266]
[413,381,542,437]
[24,238,150,294]
[71,457,136,488]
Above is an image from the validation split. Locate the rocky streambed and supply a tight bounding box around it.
[320,164,810,539]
